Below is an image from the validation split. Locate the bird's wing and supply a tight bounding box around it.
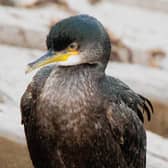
[20,65,54,125]
[106,101,146,168]
[105,76,153,122]
[102,76,153,167]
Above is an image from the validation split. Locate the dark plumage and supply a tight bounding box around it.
[21,15,153,168]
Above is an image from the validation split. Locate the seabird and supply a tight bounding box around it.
[21,15,153,168]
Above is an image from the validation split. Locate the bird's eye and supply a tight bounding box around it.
[68,42,79,51]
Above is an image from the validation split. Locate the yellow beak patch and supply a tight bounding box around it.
[26,50,79,73]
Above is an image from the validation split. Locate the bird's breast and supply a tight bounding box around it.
[36,69,104,144]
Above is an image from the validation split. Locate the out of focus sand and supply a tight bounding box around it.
[0,137,32,168]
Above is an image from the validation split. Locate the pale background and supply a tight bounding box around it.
[0,0,168,167]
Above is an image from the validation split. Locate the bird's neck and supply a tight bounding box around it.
[39,64,106,141]
[42,64,105,111]
[52,63,105,82]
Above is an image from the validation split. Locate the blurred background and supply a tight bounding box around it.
[0,0,168,167]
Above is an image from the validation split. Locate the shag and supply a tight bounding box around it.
[21,15,153,168]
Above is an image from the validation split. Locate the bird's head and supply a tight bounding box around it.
[26,15,111,73]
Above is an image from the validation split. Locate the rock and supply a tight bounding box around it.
[147,131,168,168]
[110,0,168,13]
[108,30,133,63]
[0,1,167,167]
[0,45,42,144]
[0,5,70,50]
[88,0,102,5]
[0,0,76,14]
[147,48,166,68]
[0,3,168,69]
[0,0,14,6]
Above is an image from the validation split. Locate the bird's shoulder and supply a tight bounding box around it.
[20,65,54,124]
[101,75,153,122]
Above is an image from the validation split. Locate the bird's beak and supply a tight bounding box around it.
[26,49,79,73]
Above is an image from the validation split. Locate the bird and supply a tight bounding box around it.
[21,15,153,168]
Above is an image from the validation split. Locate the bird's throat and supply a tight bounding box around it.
[38,65,103,142]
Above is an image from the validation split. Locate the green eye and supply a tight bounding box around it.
[68,42,79,51]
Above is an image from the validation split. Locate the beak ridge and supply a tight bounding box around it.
[25,50,54,74]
